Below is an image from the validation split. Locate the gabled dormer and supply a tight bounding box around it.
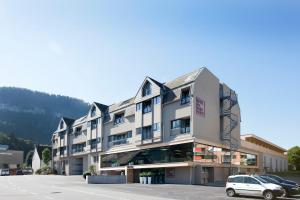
[134,77,164,103]
[57,117,75,131]
[86,102,108,121]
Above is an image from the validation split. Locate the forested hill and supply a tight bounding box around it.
[0,87,90,144]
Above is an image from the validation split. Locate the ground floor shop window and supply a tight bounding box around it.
[194,143,257,166]
[101,143,193,168]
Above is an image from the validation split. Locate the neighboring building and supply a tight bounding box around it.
[0,144,23,169]
[51,67,287,184]
[32,145,52,173]
[241,134,288,173]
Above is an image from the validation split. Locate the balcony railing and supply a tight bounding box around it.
[108,139,129,147]
[181,127,190,134]
[181,96,190,105]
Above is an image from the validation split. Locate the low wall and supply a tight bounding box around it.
[86,175,126,184]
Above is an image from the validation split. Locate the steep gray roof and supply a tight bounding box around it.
[94,102,109,112]
[59,68,204,123]
[164,68,203,89]
[62,117,75,126]
[107,68,203,112]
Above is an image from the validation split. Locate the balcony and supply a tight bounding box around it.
[181,127,190,134]
[180,96,190,105]
[108,139,129,147]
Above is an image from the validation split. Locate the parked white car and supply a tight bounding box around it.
[0,168,10,176]
[226,175,284,200]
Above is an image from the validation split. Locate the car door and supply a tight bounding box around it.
[233,176,247,195]
[244,177,263,196]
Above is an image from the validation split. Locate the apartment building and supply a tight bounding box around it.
[51,68,286,184]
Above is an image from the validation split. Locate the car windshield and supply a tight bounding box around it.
[262,176,280,184]
[254,176,268,183]
[269,175,284,182]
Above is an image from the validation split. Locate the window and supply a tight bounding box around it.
[136,103,142,111]
[60,121,64,129]
[59,131,66,138]
[53,149,57,156]
[153,123,160,131]
[181,88,190,104]
[153,96,161,104]
[108,131,132,146]
[93,156,99,163]
[244,177,260,184]
[171,118,190,134]
[171,119,181,129]
[142,81,151,96]
[181,118,190,133]
[74,127,82,137]
[72,143,86,153]
[142,100,152,114]
[101,143,194,168]
[114,113,125,125]
[142,126,152,140]
[59,146,66,155]
[232,176,244,183]
[127,131,132,138]
[91,106,96,117]
[103,112,110,123]
[90,139,98,149]
[91,119,97,130]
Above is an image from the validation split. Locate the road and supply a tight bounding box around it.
[0,175,299,200]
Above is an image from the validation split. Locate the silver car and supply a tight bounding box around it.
[0,168,10,176]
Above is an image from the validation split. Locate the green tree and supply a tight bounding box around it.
[287,146,300,170]
[42,148,51,166]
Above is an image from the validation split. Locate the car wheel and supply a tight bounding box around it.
[264,191,274,200]
[226,189,235,197]
[282,188,288,197]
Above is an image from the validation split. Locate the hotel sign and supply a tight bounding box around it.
[196,97,205,117]
[193,147,203,161]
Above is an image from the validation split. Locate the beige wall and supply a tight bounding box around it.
[165,167,191,184]
[163,98,192,142]
[192,68,221,144]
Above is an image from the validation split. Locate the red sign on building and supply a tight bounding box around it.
[196,97,205,117]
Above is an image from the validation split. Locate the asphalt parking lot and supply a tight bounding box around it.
[0,175,299,200]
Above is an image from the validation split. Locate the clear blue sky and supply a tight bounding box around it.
[0,0,299,149]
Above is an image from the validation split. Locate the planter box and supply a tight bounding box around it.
[86,175,126,184]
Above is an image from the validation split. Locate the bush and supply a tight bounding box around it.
[35,166,52,175]
[35,168,42,175]
[146,172,153,177]
[88,165,96,175]
[139,172,147,177]
[83,171,91,179]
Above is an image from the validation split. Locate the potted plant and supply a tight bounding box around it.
[146,172,153,184]
[139,172,146,184]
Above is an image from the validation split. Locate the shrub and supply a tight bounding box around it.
[35,166,52,175]
[146,172,153,177]
[41,166,52,174]
[35,168,42,175]
[83,171,91,179]
[88,165,96,175]
[139,172,147,177]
